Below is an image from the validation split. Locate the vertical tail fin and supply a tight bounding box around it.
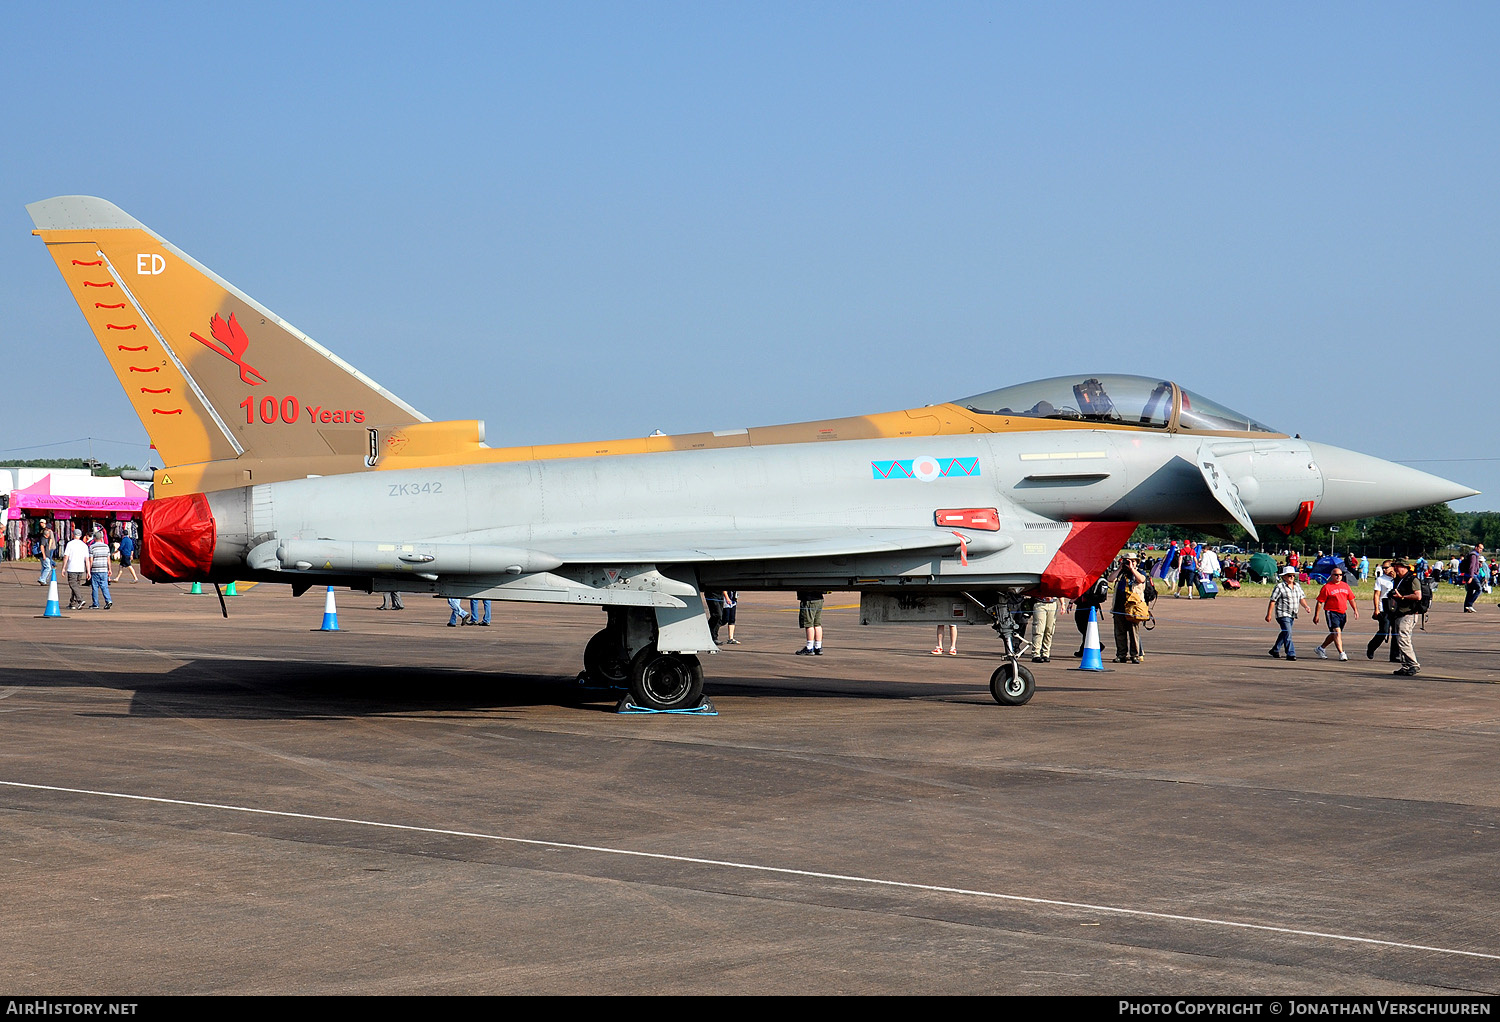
[28,196,430,491]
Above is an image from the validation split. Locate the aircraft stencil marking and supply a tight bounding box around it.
[1019,451,1107,461]
[388,482,443,497]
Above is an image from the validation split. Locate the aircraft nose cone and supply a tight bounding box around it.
[1306,441,1478,521]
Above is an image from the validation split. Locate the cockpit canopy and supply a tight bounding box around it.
[955,374,1279,435]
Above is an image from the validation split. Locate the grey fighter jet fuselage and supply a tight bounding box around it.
[29,195,1477,711]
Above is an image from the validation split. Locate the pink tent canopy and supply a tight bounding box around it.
[7,473,149,518]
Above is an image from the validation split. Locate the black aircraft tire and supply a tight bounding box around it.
[628,647,705,711]
[583,628,631,688]
[990,662,1036,706]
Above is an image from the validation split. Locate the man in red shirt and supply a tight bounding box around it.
[1312,567,1360,661]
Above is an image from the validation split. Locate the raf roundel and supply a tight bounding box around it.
[912,455,941,482]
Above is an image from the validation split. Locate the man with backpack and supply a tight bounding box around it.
[1367,560,1398,661]
[1072,573,1110,656]
[1462,544,1485,613]
[1174,543,1199,599]
[1389,560,1423,676]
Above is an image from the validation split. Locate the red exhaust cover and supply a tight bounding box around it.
[141,493,216,582]
[1034,521,1138,599]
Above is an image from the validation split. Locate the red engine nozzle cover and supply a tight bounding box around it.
[141,493,217,582]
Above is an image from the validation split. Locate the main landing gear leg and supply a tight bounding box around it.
[580,609,636,690]
[579,599,716,713]
[625,644,705,711]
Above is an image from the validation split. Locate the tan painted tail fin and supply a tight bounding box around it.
[28,195,431,492]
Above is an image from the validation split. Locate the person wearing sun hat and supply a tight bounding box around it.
[1266,564,1311,661]
[1110,550,1149,663]
[1387,560,1423,676]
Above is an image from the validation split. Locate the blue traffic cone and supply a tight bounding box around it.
[1077,606,1105,671]
[43,568,62,618]
[319,586,340,631]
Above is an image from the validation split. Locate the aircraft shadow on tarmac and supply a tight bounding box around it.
[11,661,607,720]
[3,658,1101,718]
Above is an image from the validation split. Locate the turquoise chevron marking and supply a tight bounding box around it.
[871,460,915,479]
[870,457,980,480]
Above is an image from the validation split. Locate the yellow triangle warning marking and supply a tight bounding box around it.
[323,561,333,569]
[161,473,172,485]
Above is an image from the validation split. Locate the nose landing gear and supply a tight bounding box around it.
[985,592,1036,706]
[989,661,1036,705]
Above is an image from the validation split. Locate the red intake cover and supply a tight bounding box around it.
[1276,499,1316,536]
[934,508,1001,531]
[141,493,216,582]
[1034,521,1138,599]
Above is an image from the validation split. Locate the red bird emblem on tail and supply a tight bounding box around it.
[190,312,267,386]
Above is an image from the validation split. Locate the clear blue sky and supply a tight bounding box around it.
[4,2,1496,509]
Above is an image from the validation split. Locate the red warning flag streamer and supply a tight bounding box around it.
[950,532,969,566]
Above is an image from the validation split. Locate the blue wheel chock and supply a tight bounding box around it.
[615,697,717,716]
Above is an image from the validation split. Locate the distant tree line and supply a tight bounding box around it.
[2,458,126,477]
[1131,504,1495,559]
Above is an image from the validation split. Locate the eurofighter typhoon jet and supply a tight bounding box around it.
[28,196,1477,711]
